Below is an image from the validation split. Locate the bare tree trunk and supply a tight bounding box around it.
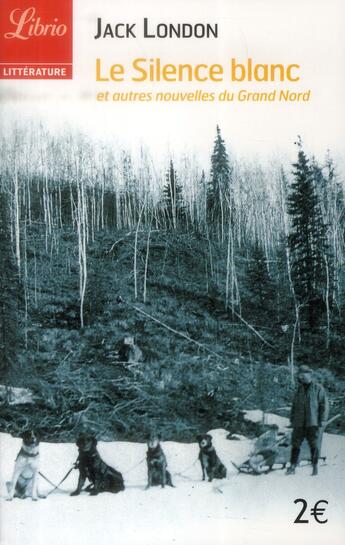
[225,196,238,315]
[219,188,224,243]
[76,177,88,328]
[143,218,152,303]
[280,170,301,344]
[289,305,302,386]
[13,168,21,273]
[225,213,232,310]
[23,219,28,348]
[324,254,330,349]
[134,205,144,300]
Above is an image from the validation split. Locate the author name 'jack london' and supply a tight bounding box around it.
[94,17,218,39]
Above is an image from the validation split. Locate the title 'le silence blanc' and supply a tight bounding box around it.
[96,58,300,82]
[94,18,218,39]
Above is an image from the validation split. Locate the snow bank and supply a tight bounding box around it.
[0,384,34,405]
[1,426,344,545]
[243,410,290,430]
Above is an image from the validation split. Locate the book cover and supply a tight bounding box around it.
[0,1,344,544]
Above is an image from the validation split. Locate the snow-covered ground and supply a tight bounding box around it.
[1,419,344,545]
[243,409,291,430]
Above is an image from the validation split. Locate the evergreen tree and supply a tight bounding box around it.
[287,138,329,329]
[207,126,233,237]
[0,190,22,382]
[245,244,275,325]
[163,160,184,229]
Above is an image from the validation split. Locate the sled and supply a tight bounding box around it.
[234,415,340,475]
[235,433,292,475]
[236,436,327,475]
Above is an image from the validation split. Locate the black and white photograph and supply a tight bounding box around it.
[0,1,344,544]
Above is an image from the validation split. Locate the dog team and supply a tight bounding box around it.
[6,431,227,500]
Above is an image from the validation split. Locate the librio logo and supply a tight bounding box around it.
[0,0,73,79]
[4,7,68,40]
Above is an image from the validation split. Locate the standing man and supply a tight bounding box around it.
[286,365,329,476]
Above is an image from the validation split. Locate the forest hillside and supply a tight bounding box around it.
[0,126,344,440]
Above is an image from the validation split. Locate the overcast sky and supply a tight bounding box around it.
[1,0,344,169]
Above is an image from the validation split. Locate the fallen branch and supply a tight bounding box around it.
[107,230,160,254]
[324,413,341,429]
[106,232,133,254]
[231,310,274,348]
[117,296,224,360]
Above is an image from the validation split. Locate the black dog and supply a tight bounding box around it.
[71,434,124,496]
[146,433,174,489]
[197,434,227,482]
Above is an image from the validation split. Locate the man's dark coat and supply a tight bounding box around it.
[290,381,329,428]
